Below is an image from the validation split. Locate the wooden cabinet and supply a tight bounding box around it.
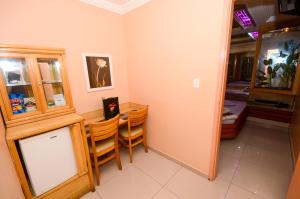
[0,45,74,127]
[6,114,94,199]
[0,45,94,199]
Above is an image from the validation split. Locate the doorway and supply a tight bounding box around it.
[210,0,300,198]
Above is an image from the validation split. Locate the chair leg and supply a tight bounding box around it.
[94,162,100,186]
[129,139,133,163]
[143,134,148,153]
[115,147,122,170]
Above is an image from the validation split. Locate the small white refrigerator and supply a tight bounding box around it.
[18,127,77,196]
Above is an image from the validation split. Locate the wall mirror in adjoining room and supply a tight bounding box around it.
[251,20,300,95]
[228,52,255,83]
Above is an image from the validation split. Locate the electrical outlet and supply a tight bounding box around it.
[193,78,200,88]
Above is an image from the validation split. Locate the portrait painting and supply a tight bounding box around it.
[82,53,114,92]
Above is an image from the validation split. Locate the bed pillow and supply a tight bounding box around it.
[224,100,236,106]
[223,107,231,114]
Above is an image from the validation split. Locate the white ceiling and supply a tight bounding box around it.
[80,0,151,15]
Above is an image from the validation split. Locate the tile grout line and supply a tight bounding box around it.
[148,165,184,199]
[132,149,184,187]
[150,186,165,199]
[92,147,157,197]
[95,189,104,199]
[128,152,184,199]
[135,164,183,199]
[131,152,184,184]
[223,124,281,199]
[132,163,164,186]
[160,166,184,199]
[230,127,270,199]
[230,182,267,199]
[221,126,254,199]
[222,182,231,199]
[95,146,145,183]
[163,166,183,187]
[94,163,146,198]
[148,147,222,199]
[94,161,131,187]
[130,150,169,187]
[93,149,141,197]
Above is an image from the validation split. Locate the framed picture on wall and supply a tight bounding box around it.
[82,53,114,92]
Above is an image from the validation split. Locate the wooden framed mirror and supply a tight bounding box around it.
[251,19,300,95]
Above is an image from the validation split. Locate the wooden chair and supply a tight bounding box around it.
[88,115,122,185]
[119,106,148,163]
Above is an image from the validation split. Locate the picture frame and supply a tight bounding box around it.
[82,53,114,92]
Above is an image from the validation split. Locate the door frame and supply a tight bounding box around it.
[208,0,235,180]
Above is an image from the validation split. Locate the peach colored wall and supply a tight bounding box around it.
[0,114,24,199]
[0,0,232,190]
[0,1,129,198]
[0,0,129,114]
[124,0,231,174]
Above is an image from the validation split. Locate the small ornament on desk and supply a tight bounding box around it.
[103,97,120,120]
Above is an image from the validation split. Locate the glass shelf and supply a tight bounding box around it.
[0,57,37,115]
[6,83,32,87]
[42,80,63,84]
[37,58,66,108]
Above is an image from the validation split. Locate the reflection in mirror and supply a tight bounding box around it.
[255,27,300,90]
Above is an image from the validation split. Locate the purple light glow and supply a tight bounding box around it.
[234,9,254,28]
[248,32,259,39]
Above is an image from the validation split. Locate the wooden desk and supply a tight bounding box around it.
[80,102,146,137]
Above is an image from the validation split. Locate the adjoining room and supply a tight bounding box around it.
[218,0,300,199]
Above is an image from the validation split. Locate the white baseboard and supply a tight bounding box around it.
[149,147,209,180]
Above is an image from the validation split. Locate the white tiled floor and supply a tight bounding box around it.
[81,121,293,199]
[220,121,293,199]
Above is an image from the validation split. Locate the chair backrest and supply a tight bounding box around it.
[128,106,148,127]
[88,115,120,142]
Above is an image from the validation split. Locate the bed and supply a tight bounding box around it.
[221,100,248,139]
[225,81,250,101]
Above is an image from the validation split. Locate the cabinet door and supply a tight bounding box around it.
[0,54,42,120]
[33,55,72,112]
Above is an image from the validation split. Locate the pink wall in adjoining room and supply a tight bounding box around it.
[0,0,130,114]
[124,0,230,175]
